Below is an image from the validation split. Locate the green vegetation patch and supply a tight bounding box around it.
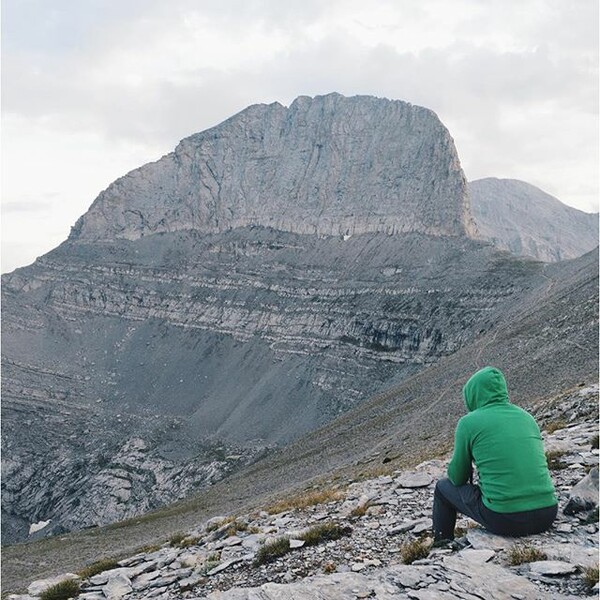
[253,537,291,566]
[39,579,80,600]
[298,522,352,546]
[78,557,120,579]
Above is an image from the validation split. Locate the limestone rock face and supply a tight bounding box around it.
[469,178,599,262]
[71,94,475,242]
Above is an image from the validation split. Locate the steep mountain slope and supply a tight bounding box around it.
[2,248,597,591]
[469,177,598,262]
[1,229,543,543]
[2,93,481,543]
[2,94,596,549]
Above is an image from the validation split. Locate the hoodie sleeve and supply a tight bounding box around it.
[447,417,473,486]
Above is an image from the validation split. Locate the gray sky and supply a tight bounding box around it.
[2,0,598,273]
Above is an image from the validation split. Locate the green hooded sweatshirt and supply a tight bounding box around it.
[447,367,557,513]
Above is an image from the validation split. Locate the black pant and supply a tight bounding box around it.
[432,478,558,541]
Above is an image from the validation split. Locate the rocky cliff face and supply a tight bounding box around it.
[469,178,598,262]
[71,94,476,241]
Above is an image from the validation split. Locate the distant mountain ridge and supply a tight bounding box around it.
[469,177,598,262]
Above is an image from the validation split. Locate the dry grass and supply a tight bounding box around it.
[77,557,120,579]
[206,516,236,532]
[349,503,370,519]
[323,562,337,574]
[583,566,599,588]
[253,537,291,566]
[225,519,260,537]
[298,522,352,546]
[39,579,80,600]
[400,538,430,564]
[168,532,187,546]
[545,420,568,434]
[134,543,162,554]
[545,450,568,471]
[507,544,547,566]
[266,489,343,515]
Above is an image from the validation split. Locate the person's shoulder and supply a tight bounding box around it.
[457,411,476,428]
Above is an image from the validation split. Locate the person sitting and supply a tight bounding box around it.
[432,366,558,544]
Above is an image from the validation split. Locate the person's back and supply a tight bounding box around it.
[433,367,557,542]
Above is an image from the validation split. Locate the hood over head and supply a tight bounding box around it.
[463,366,510,412]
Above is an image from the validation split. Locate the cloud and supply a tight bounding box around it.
[1,0,598,272]
[2,200,53,213]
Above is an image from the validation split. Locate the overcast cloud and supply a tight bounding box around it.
[2,0,598,272]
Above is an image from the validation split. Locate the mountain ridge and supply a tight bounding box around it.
[468,177,598,262]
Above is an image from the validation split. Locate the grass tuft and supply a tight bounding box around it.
[583,566,599,588]
[400,538,429,564]
[349,503,370,519]
[545,420,568,434]
[266,489,343,515]
[298,522,352,546]
[323,561,337,574]
[77,557,120,579]
[253,537,291,566]
[169,532,187,546]
[225,519,260,537]
[507,544,547,566]
[206,516,235,533]
[39,579,80,600]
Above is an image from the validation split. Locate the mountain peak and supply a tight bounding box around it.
[70,94,476,243]
[469,178,599,262]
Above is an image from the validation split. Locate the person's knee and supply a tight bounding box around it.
[435,477,454,498]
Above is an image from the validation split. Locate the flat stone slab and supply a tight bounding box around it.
[395,473,434,488]
[443,555,542,599]
[528,560,577,576]
[466,529,515,550]
[207,558,243,576]
[456,548,495,564]
[102,573,132,599]
[543,542,599,569]
[412,518,433,534]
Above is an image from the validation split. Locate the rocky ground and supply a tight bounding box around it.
[13,394,598,600]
